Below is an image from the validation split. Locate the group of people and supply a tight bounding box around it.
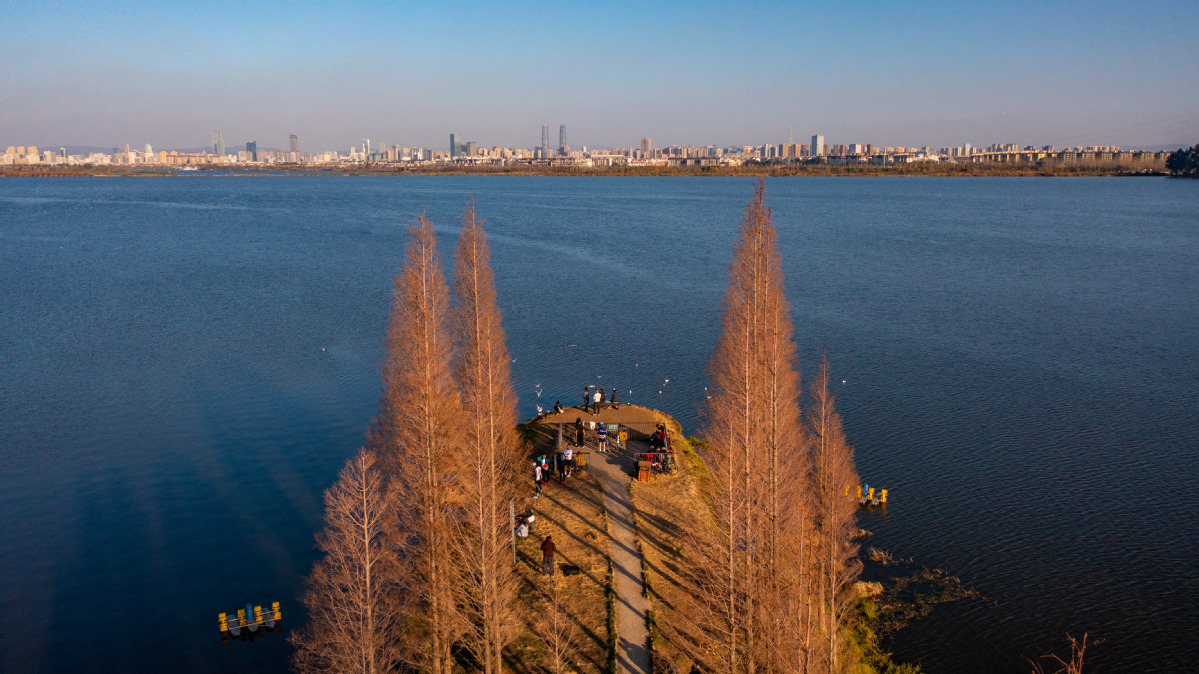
[581,385,618,414]
[531,444,577,498]
[645,423,675,473]
[575,416,612,454]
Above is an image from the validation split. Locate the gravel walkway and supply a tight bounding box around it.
[591,438,651,674]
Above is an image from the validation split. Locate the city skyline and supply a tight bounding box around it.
[2,2,1197,150]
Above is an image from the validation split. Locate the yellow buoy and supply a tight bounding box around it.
[880,489,888,504]
[218,613,228,632]
[272,601,282,622]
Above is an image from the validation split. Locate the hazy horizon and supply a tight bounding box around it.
[3,1,1197,152]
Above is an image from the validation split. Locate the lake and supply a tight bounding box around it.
[0,176,1196,672]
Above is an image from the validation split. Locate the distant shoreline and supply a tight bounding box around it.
[0,164,1169,178]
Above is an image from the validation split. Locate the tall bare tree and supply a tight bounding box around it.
[375,214,463,674]
[451,200,522,674]
[807,357,861,674]
[677,180,810,674]
[292,450,402,674]
[532,579,582,674]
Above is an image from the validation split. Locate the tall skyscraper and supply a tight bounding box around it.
[362,139,371,156]
[212,129,224,156]
[640,137,652,156]
[541,125,550,154]
[559,124,567,152]
[811,134,825,157]
[450,133,461,159]
[246,141,258,161]
[289,134,299,154]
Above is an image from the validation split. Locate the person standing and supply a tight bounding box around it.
[540,535,557,576]
[574,417,585,449]
[555,447,566,484]
[563,444,574,478]
[597,423,608,453]
[582,387,591,413]
[610,387,619,409]
[599,388,607,407]
[533,461,544,498]
[592,387,601,414]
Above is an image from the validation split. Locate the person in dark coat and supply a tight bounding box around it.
[610,387,619,409]
[575,417,586,448]
[582,387,591,413]
[541,536,557,576]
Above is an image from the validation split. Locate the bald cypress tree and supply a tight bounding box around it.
[808,357,861,673]
[450,201,522,674]
[678,180,810,673]
[291,450,402,674]
[376,214,463,674]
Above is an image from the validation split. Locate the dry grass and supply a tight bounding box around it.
[505,423,612,674]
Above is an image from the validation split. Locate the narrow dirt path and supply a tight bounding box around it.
[591,437,651,674]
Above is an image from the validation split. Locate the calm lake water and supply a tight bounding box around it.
[1,176,1196,673]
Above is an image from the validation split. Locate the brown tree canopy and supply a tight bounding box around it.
[291,450,402,674]
[376,213,464,674]
[451,200,523,674]
[679,179,811,673]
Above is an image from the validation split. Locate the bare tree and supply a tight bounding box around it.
[451,200,522,674]
[292,450,402,674]
[676,180,811,674]
[532,579,582,674]
[375,214,463,674]
[807,357,861,674]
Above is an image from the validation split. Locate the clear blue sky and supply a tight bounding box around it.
[2,1,1197,151]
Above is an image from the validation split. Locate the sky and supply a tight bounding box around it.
[2,1,1198,152]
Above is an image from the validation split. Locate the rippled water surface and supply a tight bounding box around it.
[1,176,1196,673]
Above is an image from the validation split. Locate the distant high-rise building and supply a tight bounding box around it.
[640,137,652,156]
[541,125,550,155]
[212,129,224,156]
[246,141,258,161]
[450,133,462,159]
[811,134,824,157]
[289,134,299,154]
[466,141,477,157]
[144,143,152,155]
[362,139,371,156]
[559,124,567,153]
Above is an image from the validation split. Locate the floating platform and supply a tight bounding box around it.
[848,485,888,506]
[219,602,282,641]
